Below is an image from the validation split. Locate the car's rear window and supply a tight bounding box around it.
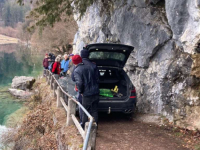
[89,51,126,62]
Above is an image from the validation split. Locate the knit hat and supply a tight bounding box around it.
[80,49,89,58]
[72,55,82,65]
[69,54,74,57]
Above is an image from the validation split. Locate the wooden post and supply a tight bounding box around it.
[67,99,76,126]
[85,122,97,150]
[57,87,62,107]
[53,81,57,98]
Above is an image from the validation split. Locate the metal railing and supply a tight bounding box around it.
[43,69,97,150]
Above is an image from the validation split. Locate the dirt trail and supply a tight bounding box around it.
[96,113,189,150]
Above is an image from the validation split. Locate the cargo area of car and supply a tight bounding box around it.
[98,68,128,99]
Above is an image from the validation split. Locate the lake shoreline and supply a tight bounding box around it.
[0,43,43,148]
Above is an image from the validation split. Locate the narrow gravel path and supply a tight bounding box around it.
[96,113,188,150]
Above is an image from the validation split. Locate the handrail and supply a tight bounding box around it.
[44,69,95,150]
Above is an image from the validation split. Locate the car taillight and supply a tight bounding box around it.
[130,96,136,98]
[130,88,136,98]
[131,89,136,93]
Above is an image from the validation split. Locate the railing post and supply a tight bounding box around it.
[85,122,97,150]
[57,87,62,107]
[53,80,57,98]
[67,99,76,126]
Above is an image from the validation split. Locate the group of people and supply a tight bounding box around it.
[43,53,73,76]
[43,49,99,129]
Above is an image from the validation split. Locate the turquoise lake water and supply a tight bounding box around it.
[0,44,43,126]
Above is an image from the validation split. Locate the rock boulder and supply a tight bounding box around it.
[11,76,35,90]
[8,88,33,99]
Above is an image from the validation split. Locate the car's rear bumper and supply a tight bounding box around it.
[98,97,137,113]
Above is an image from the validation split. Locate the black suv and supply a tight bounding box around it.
[85,43,137,114]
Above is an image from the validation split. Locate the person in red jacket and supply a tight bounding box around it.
[43,54,49,69]
[52,56,61,75]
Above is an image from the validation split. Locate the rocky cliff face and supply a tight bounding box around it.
[73,0,200,129]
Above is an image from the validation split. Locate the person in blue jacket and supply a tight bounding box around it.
[60,54,71,76]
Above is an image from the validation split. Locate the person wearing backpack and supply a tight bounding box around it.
[48,53,56,62]
[52,56,61,75]
[48,53,55,70]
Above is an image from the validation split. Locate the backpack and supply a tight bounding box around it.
[48,62,54,72]
[49,62,58,74]
[52,55,56,61]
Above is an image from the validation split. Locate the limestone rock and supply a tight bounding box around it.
[8,88,33,99]
[73,1,172,67]
[166,0,200,53]
[127,0,161,7]
[108,5,172,67]
[191,54,200,77]
[11,76,35,90]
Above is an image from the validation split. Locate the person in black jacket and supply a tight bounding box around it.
[80,48,99,83]
[48,53,56,62]
[72,54,99,129]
